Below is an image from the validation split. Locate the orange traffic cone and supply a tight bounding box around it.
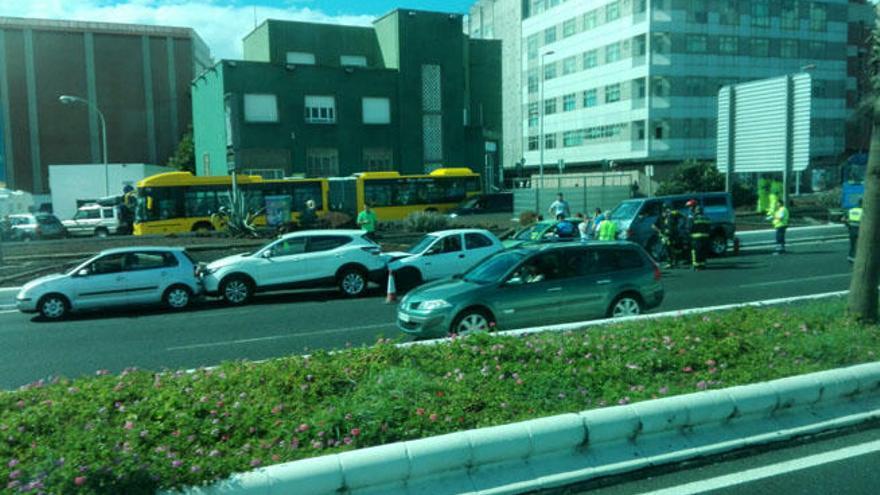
[385,270,397,304]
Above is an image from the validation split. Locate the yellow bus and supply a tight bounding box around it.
[133,172,328,235]
[328,168,481,221]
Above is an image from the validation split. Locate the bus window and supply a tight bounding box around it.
[184,189,219,217]
[244,189,264,213]
[364,180,394,207]
[292,182,323,212]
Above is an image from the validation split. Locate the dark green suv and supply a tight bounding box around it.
[397,242,664,339]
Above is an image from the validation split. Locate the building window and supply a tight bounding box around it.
[563,18,576,37]
[244,94,278,123]
[544,26,556,44]
[286,52,316,65]
[583,89,597,107]
[562,56,577,75]
[781,0,798,30]
[719,4,739,25]
[583,50,598,68]
[528,102,539,127]
[583,10,598,30]
[687,0,707,23]
[544,98,557,115]
[544,133,556,149]
[809,41,826,59]
[810,2,827,32]
[685,77,705,96]
[751,0,770,28]
[606,1,620,22]
[363,148,393,171]
[605,83,621,103]
[605,43,621,63]
[362,97,391,124]
[340,55,367,67]
[528,72,539,94]
[563,93,576,111]
[563,130,583,147]
[304,95,336,124]
[686,35,707,53]
[781,39,798,58]
[750,38,770,57]
[719,36,738,54]
[654,124,665,140]
[527,34,538,60]
[528,135,539,151]
[306,148,339,177]
[543,63,557,80]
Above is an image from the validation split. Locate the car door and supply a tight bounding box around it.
[483,251,564,329]
[69,208,100,235]
[420,234,465,280]
[554,247,616,323]
[302,235,353,282]
[123,251,177,304]
[69,253,130,309]
[464,232,501,271]
[255,237,308,287]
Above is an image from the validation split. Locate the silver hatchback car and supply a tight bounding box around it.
[16,247,202,320]
[397,242,664,339]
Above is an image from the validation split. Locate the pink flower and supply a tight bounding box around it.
[681,366,693,373]
[343,436,353,445]
[429,413,438,422]
[705,359,716,366]
[7,459,18,468]
[74,476,87,486]
[297,423,309,432]
[250,458,262,467]
[416,408,425,416]
[696,380,708,390]
[9,470,21,479]
[123,421,135,430]
[172,460,183,468]
[658,386,669,395]
[350,428,361,437]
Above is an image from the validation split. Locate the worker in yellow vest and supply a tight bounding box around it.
[597,211,618,241]
[846,199,863,262]
[768,200,790,255]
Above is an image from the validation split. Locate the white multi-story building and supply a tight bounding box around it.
[469,0,874,177]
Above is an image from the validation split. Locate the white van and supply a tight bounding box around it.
[62,204,122,237]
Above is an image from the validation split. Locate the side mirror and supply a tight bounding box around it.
[505,276,524,286]
[425,246,441,256]
[77,269,90,277]
[261,250,272,259]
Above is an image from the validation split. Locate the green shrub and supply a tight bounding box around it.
[403,211,449,232]
[1,297,877,493]
[655,160,756,208]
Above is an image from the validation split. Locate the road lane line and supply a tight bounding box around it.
[640,438,880,495]
[166,323,393,351]
[738,273,850,289]
[0,309,18,315]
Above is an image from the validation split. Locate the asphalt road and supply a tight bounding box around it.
[576,424,880,495]
[0,236,853,390]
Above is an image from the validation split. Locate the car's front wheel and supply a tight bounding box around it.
[710,233,728,256]
[607,294,643,318]
[220,276,253,305]
[450,308,493,336]
[338,268,367,297]
[38,294,69,320]
[163,285,192,310]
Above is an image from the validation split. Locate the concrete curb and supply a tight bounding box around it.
[170,362,880,495]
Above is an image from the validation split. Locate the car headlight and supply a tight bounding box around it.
[418,299,452,311]
[202,266,219,276]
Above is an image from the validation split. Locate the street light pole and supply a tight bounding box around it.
[538,50,554,212]
[59,95,110,196]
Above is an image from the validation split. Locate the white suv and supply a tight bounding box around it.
[387,228,503,290]
[202,230,386,304]
[63,204,121,237]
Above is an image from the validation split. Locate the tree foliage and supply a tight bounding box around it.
[655,160,756,207]
[167,126,195,173]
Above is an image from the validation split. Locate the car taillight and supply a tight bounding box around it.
[653,263,662,281]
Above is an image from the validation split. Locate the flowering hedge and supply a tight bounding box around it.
[1,298,878,493]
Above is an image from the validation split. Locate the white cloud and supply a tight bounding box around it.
[0,0,374,60]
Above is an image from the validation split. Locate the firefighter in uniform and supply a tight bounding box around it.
[690,205,711,271]
[653,205,683,268]
[846,199,863,262]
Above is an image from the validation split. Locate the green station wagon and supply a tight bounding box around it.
[397,242,664,339]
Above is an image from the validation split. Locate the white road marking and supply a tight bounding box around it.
[0,309,19,315]
[738,273,850,289]
[166,323,393,351]
[641,438,880,495]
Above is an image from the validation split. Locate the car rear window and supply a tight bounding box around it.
[36,216,59,225]
[566,247,644,276]
[307,235,351,253]
[465,233,494,249]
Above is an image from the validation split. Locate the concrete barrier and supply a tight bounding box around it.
[169,362,880,495]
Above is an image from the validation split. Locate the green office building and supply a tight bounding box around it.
[193,9,502,188]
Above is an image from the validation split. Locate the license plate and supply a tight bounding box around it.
[398,312,411,323]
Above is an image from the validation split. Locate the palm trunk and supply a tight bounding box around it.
[847,100,880,322]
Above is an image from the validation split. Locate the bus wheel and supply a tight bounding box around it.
[192,222,214,234]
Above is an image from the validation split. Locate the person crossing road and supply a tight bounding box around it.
[690,206,711,270]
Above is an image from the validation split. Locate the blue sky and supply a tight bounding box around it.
[0,1,477,59]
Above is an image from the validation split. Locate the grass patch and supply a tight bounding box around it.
[2,297,878,493]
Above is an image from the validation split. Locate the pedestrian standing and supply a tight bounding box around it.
[357,203,378,241]
[300,199,318,229]
[846,199,863,262]
[769,200,790,255]
[548,193,571,220]
[690,206,711,270]
[588,207,603,239]
[576,212,589,241]
[597,211,618,241]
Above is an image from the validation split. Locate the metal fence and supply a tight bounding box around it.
[513,185,632,220]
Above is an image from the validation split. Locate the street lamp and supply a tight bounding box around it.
[59,95,109,196]
[538,50,554,211]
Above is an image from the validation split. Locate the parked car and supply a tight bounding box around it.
[201,230,385,304]
[386,229,503,291]
[397,242,664,339]
[502,219,582,249]
[6,213,66,241]
[62,203,123,237]
[610,192,735,259]
[447,192,514,226]
[15,247,201,320]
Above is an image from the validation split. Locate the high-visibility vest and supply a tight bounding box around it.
[598,220,617,241]
[772,206,789,229]
[849,207,863,225]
